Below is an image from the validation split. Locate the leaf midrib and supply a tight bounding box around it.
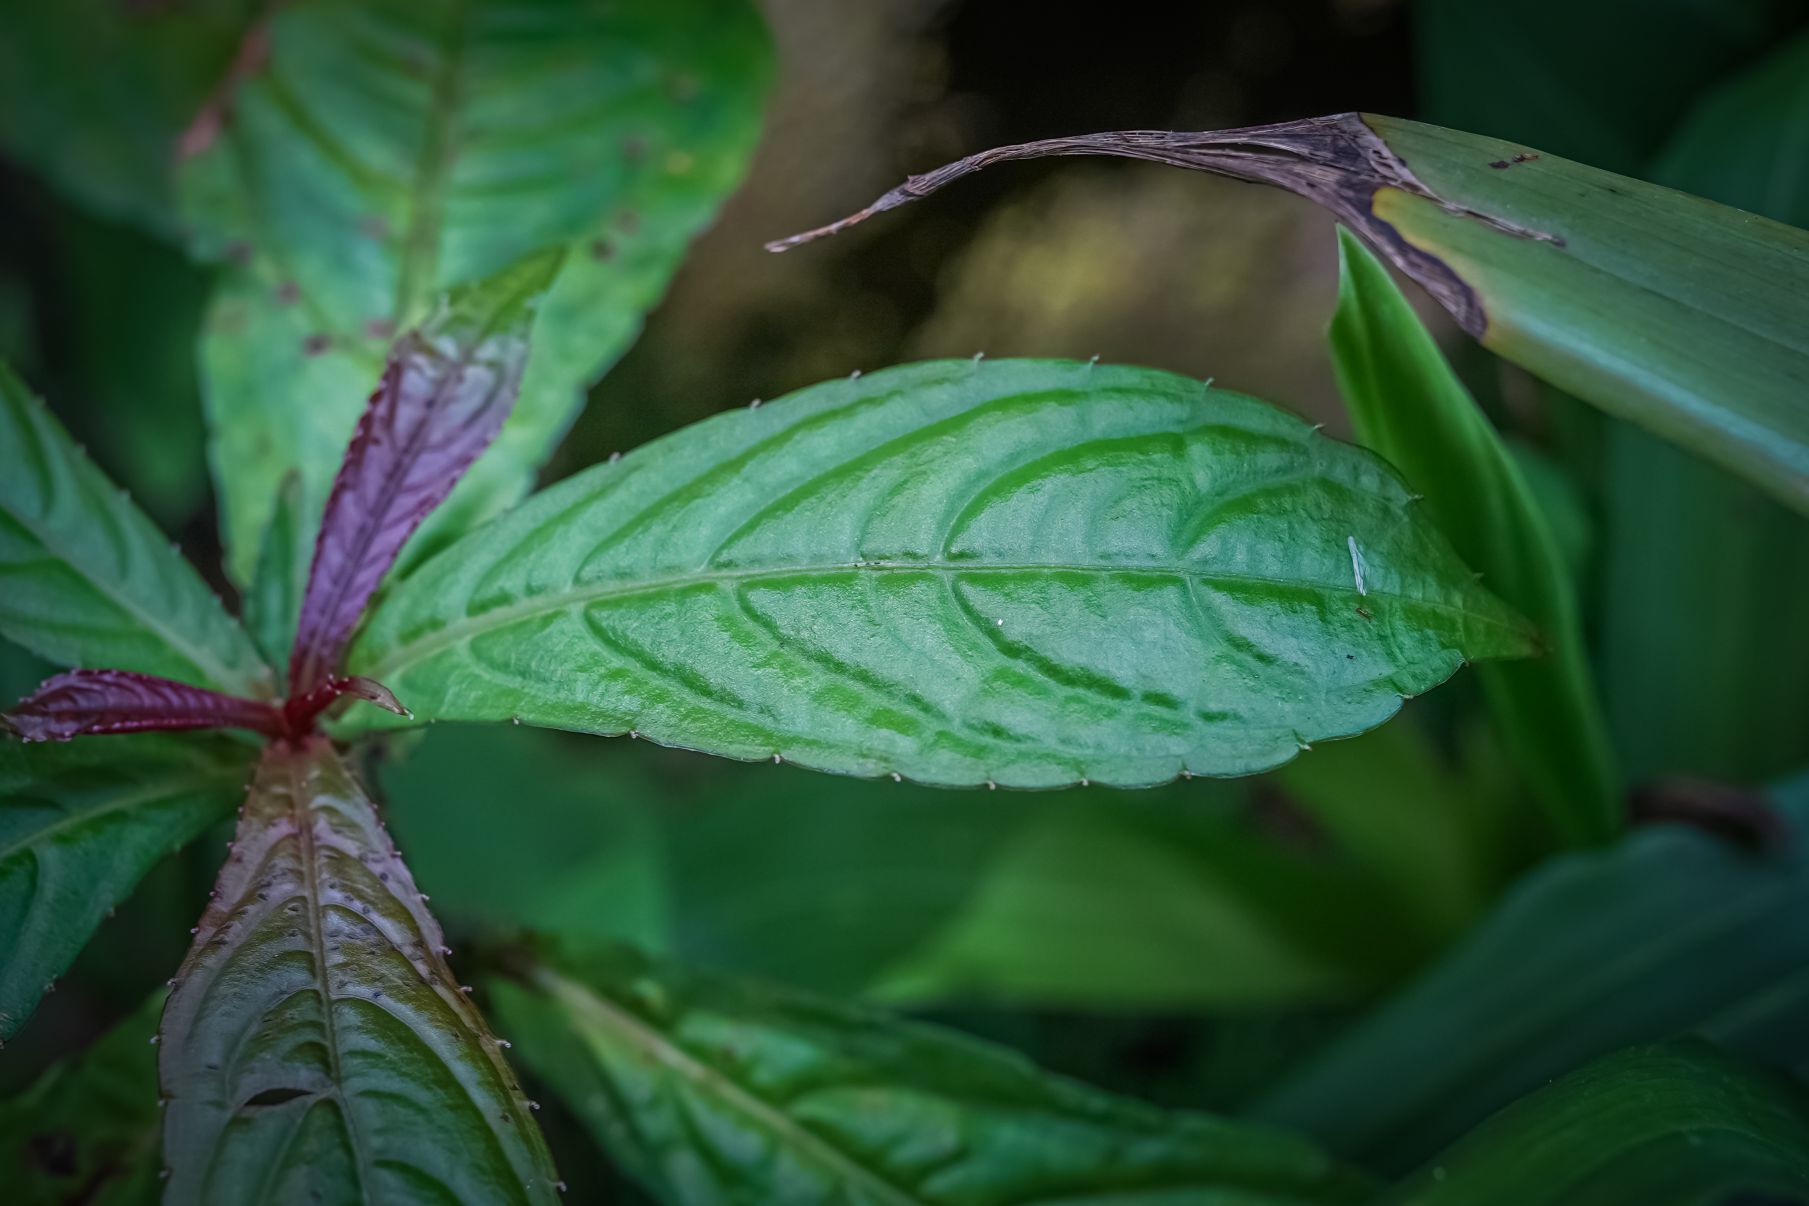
[284,751,379,1201]
[363,558,1526,679]
[391,0,474,324]
[534,967,924,1206]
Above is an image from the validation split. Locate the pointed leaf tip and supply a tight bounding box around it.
[287,257,552,692]
[4,669,281,742]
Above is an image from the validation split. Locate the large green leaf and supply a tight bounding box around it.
[1247,771,1809,1174]
[385,725,1436,1010]
[0,364,270,697]
[0,0,258,237]
[352,359,1533,787]
[0,735,250,1040]
[490,941,1374,1205]
[158,736,560,1204]
[775,114,1809,513]
[1362,114,1809,513]
[1383,1043,1809,1205]
[185,0,772,584]
[0,993,166,1205]
[1599,30,1809,785]
[1330,228,1619,846]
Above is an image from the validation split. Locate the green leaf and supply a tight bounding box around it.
[353,359,1534,787]
[1598,30,1809,785]
[243,472,305,690]
[1330,228,1619,847]
[1246,771,1809,1175]
[1,734,250,1040]
[1361,114,1809,513]
[778,114,1809,513]
[186,0,772,584]
[0,992,166,1205]
[158,736,560,1204]
[0,0,258,237]
[1382,1043,1809,1205]
[1268,720,1506,944]
[385,725,1435,1010]
[490,941,1375,1205]
[0,363,271,697]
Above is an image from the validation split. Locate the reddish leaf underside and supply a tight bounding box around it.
[1,669,283,742]
[285,252,555,698]
[287,327,529,694]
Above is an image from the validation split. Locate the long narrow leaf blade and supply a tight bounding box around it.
[4,669,280,742]
[773,113,1809,513]
[0,363,270,696]
[288,254,553,693]
[1248,771,1809,1174]
[1,735,251,1039]
[158,736,559,1203]
[351,359,1535,787]
[1330,229,1619,847]
[1382,1043,1809,1205]
[1600,30,1809,785]
[491,940,1374,1205]
[184,0,772,584]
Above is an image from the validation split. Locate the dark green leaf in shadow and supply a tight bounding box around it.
[384,725,1435,1011]
[490,940,1375,1205]
[1381,1043,1809,1205]
[243,472,305,691]
[353,359,1534,787]
[0,363,271,697]
[1247,771,1809,1174]
[158,736,560,1204]
[1601,28,1809,785]
[0,0,258,237]
[0,735,250,1040]
[184,0,773,583]
[1330,228,1619,847]
[0,992,166,1205]
[1269,720,1505,945]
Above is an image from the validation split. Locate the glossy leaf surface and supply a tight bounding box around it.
[289,255,554,693]
[776,114,1809,512]
[185,0,772,583]
[492,941,1374,1205]
[0,992,166,1205]
[1248,772,1809,1174]
[1383,1044,1809,1205]
[354,359,1533,787]
[1330,228,1618,846]
[158,736,558,1204]
[0,363,269,697]
[1,735,250,1039]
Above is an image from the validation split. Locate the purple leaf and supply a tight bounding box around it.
[3,669,282,742]
[288,254,557,693]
